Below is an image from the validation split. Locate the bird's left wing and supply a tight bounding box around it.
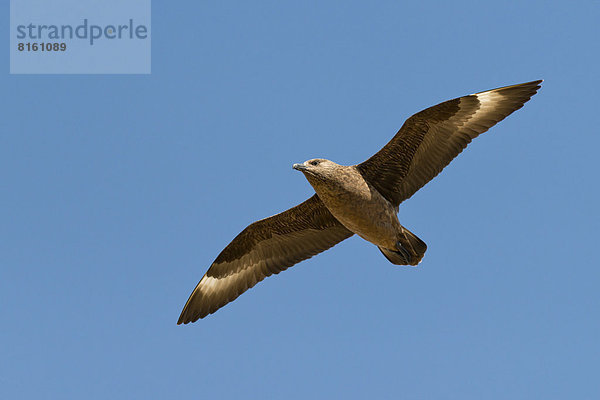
[356,80,542,206]
[178,194,353,323]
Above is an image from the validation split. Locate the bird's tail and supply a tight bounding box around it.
[378,225,427,266]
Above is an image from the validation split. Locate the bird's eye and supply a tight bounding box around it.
[310,160,319,166]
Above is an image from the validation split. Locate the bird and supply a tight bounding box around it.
[178,80,542,324]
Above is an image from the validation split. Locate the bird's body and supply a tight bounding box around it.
[299,162,400,249]
[178,80,542,324]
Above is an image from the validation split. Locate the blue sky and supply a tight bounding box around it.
[2,1,599,399]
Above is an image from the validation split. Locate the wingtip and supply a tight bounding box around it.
[475,79,543,96]
[176,315,195,325]
[177,304,195,325]
[520,79,542,85]
[522,79,543,93]
[178,300,210,325]
[524,79,543,90]
[177,309,201,325]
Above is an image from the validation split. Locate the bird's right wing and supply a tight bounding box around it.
[178,194,353,324]
[357,80,542,206]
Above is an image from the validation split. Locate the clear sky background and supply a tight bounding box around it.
[2,1,599,399]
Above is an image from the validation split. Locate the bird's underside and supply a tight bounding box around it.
[178,80,542,324]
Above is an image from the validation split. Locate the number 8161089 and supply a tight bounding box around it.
[18,43,67,51]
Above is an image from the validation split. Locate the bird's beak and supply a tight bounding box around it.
[293,163,307,171]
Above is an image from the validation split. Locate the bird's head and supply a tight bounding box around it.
[292,158,343,184]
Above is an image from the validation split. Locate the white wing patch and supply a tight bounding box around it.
[197,263,259,296]
[199,275,221,290]
[468,89,506,126]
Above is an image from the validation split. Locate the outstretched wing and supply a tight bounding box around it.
[178,194,353,324]
[357,80,542,206]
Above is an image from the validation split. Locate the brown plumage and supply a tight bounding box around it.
[178,195,353,324]
[178,80,542,324]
